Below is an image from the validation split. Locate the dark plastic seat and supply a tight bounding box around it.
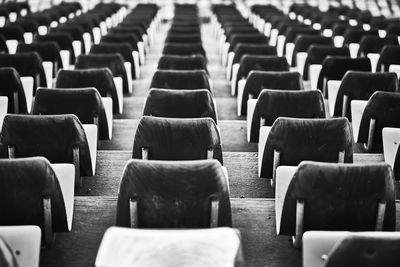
[333,71,399,120]
[0,157,69,245]
[75,54,130,94]
[234,55,289,95]
[90,43,137,78]
[157,55,208,73]
[32,87,109,140]
[249,90,325,142]
[0,24,24,41]
[318,56,371,97]
[279,161,395,245]
[165,33,202,43]
[16,42,62,77]
[100,33,139,51]
[227,34,269,53]
[150,70,211,91]
[34,32,75,65]
[0,114,93,182]
[231,43,277,65]
[377,45,400,72]
[116,159,231,228]
[143,89,217,122]
[260,117,353,179]
[132,116,223,164]
[240,71,304,116]
[343,28,379,44]
[162,42,206,59]
[323,233,400,267]
[291,35,333,67]
[50,24,86,54]
[357,36,399,57]
[0,52,47,91]
[55,68,120,114]
[357,92,400,153]
[303,45,350,80]
[0,67,28,113]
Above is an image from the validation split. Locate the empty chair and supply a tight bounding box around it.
[377,45,400,72]
[0,114,94,187]
[34,32,76,68]
[75,54,131,94]
[116,159,231,227]
[303,231,400,267]
[248,90,325,142]
[157,54,208,73]
[0,67,28,114]
[150,70,212,92]
[0,157,75,245]
[318,56,371,97]
[0,24,24,53]
[233,55,289,96]
[331,72,398,127]
[276,162,395,248]
[96,227,242,267]
[0,52,47,92]
[162,42,206,59]
[143,89,217,122]
[132,116,222,164]
[90,43,139,79]
[56,68,122,114]
[357,92,400,153]
[32,87,111,140]
[16,41,62,86]
[238,70,303,116]
[290,35,333,73]
[303,45,350,88]
[343,28,379,57]
[165,33,202,43]
[227,43,276,80]
[259,117,353,185]
[357,36,399,71]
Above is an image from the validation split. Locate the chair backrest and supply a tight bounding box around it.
[132,116,222,163]
[240,70,304,116]
[358,92,400,152]
[279,161,395,236]
[0,67,27,113]
[358,36,399,56]
[237,55,289,80]
[228,34,269,51]
[232,43,277,64]
[150,70,210,91]
[157,54,207,72]
[0,52,46,91]
[34,32,75,62]
[96,227,241,267]
[0,114,92,176]
[260,117,353,178]
[90,43,134,66]
[75,54,129,94]
[101,33,139,51]
[0,157,68,234]
[0,24,24,40]
[324,233,400,267]
[250,90,325,142]
[165,33,202,43]
[16,41,62,70]
[377,45,400,71]
[116,159,231,227]
[143,89,217,122]
[291,35,333,66]
[303,45,350,80]
[162,42,206,58]
[32,87,109,140]
[318,56,371,93]
[343,28,379,44]
[55,68,119,113]
[334,71,399,119]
